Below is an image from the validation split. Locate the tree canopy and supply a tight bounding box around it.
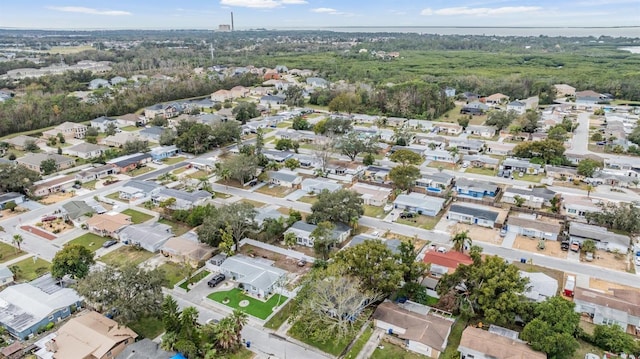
[232,102,260,124]
[389,149,423,165]
[51,244,95,279]
[577,158,603,177]
[521,296,580,359]
[307,189,363,226]
[0,163,40,194]
[486,110,518,130]
[389,165,421,191]
[512,139,566,164]
[196,202,257,249]
[335,132,378,161]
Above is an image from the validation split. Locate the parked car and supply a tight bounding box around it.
[499,228,508,237]
[297,258,307,267]
[570,241,580,252]
[102,240,117,248]
[585,252,594,262]
[208,273,226,288]
[383,204,394,213]
[635,256,640,266]
[399,211,416,219]
[560,240,570,251]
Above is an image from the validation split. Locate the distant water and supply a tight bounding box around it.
[620,46,640,53]
[280,26,640,38]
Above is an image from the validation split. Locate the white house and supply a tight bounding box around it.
[447,204,499,228]
[394,193,446,217]
[520,271,558,303]
[506,215,561,241]
[118,222,173,253]
[63,142,105,159]
[501,187,556,209]
[574,287,640,336]
[350,183,391,207]
[90,116,119,132]
[284,221,351,247]
[569,222,630,253]
[424,149,459,164]
[219,255,287,298]
[458,327,546,359]
[300,178,342,194]
[267,170,302,188]
[151,188,211,210]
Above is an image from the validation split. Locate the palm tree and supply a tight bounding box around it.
[12,234,23,253]
[451,230,472,253]
[586,184,595,198]
[215,318,237,351]
[9,265,21,280]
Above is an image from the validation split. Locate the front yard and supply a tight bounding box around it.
[264,299,296,330]
[0,242,25,263]
[100,246,155,268]
[121,209,154,224]
[162,156,186,165]
[255,185,294,198]
[371,339,425,359]
[127,166,155,177]
[363,205,385,219]
[105,192,128,203]
[158,262,187,287]
[178,270,211,291]
[464,167,498,176]
[396,213,442,230]
[11,257,51,282]
[297,195,318,205]
[66,233,109,253]
[127,316,164,340]
[208,288,288,320]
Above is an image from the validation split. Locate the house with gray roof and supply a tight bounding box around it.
[306,77,328,88]
[447,204,499,228]
[119,222,173,252]
[16,153,75,174]
[219,255,287,297]
[466,125,497,138]
[0,274,82,339]
[138,126,165,142]
[268,169,302,188]
[0,192,24,209]
[502,187,557,209]
[569,222,630,252]
[0,267,13,286]
[3,135,38,151]
[151,188,211,210]
[394,193,446,217]
[448,138,485,154]
[63,142,105,159]
[574,288,640,334]
[454,178,499,198]
[348,235,401,254]
[88,78,110,90]
[75,164,118,183]
[520,271,558,302]
[424,149,459,164]
[61,200,95,221]
[118,180,161,200]
[284,221,351,247]
[89,116,119,132]
[263,149,294,163]
[301,178,342,194]
[506,215,561,240]
[414,172,454,193]
[502,158,542,175]
[255,206,288,226]
[463,155,500,169]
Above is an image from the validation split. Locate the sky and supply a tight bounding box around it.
[0,0,638,30]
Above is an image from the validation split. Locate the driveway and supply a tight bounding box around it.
[284,189,306,201]
[501,232,517,249]
[18,200,45,211]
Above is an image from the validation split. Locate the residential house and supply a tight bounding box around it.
[576,90,606,106]
[17,153,75,174]
[250,86,272,96]
[447,204,500,228]
[151,188,211,210]
[30,175,76,197]
[119,222,173,252]
[1,342,21,359]
[506,96,539,115]
[75,164,118,183]
[88,78,110,90]
[501,187,557,209]
[506,215,562,241]
[458,327,546,359]
[454,178,499,198]
[211,89,232,102]
[520,271,558,302]
[292,153,320,168]
[0,266,14,286]
[107,153,152,173]
[423,250,473,278]
[86,213,131,238]
[386,117,408,127]
[463,155,499,169]
[149,145,178,161]
[118,180,161,200]
[0,192,25,209]
[544,165,579,181]
[424,149,459,164]
[460,102,489,115]
[350,183,392,207]
[414,172,454,193]
[444,87,456,98]
[115,339,175,359]
[188,157,216,172]
[0,274,82,339]
[406,119,435,132]
[111,76,127,85]
[90,116,119,132]
[306,77,328,88]
[219,255,287,298]
[161,232,214,267]
[267,170,302,188]
[138,126,164,142]
[230,86,250,98]
[326,160,364,178]
[3,135,38,150]
[502,158,542,175]
[40,311,137,359]
[574,287,640,336]
[466,125,497,138]
[569,222,630,253]
[260,95,285,106]
[263,70,280,80]
[394,193,446,217]
[263,149,294,163]
[484,93,509,105]
[554,84,576,97]
[348,235,401,254]
[63,142,105,159]
[562,195,602,220]
[373,301,454,358]
[116,113,146,127]
[485,142,515,156]
[363,166,390,183]
[42,122,87,140]
[61,200,95,221]
[284,221,351,247]
[255,205,288,227]
[301,178,342,194]
[100,132,140,148]
[143,103,183,120]
[433,122,463,136]
[448,138,484,154]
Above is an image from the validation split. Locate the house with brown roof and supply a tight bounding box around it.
[230,86,250,98]
[554,84,576,97]
[423,250,473,278]
[160,232,214,267]
[373,301,454,358]
[85,213,131,238]
[43,122,88,140]
[458,326,546,359]
[3,135,39,151]
[31,175,76,197]
[350,182,391,207]
[574,287,640,336]
[16,153,75,174]
[42,311,137,359]
[211,89,232,102]
[484,93,509,105]
[116,113,146,127]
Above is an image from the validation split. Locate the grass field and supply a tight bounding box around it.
[344,326,374,359]
[396,213,441,230]
[371,340,425,359]
[48,45,94,54]
[100,246,155,268]
[264,299,296,330]
[81,180,97,190]
[178,270,211,291]
[464,167,498,176]
[208,288,288,320]
[127,316,164,340]
[66,233,109,253]
[441,318,468,358]
[121,209,153,224]
[0,242,25,263]
[289,317,359,356]
[158,218,192,236]
[298,196,318,205]
[127,166,154,177]
[364,205,385,218]
[120,126,139,132]
[105,192,128,203]
[11,257,51,281]
[158,262,187,287]
[162,156,186,165]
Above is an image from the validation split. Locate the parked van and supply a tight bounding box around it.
[208,273,226,287]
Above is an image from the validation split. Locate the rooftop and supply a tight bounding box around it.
[220,255,287,292]
[459,327,546,359]
[449,204,499,222]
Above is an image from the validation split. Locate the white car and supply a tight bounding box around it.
[635,256,640,266]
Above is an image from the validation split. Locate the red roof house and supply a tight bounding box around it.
[423,250,473,277]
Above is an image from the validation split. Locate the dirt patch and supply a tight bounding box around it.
[20,225,56,240]
[589,277,637,293]
[512,262,564,296]
[36,218,74,235]
[255,185,295,198]
[0,207,28,219]
[239,244,311,275]
[581,250,631,273]
[513,236,568,259]
[448,223,502,245]
[39,192,74,205]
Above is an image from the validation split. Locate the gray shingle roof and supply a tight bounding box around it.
[569,222,630,248]
[449,204,499,222]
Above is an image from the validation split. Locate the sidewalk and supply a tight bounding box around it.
[356,328,384,359]
[2,253,33,266]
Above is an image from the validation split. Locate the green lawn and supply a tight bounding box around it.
[127,316,164,340]
[441,318,468,358]
[105,192,128,203]
[178,270,211,291]
[227,348,255,359]
[0,242,25,263]
[371,340,426,359]
[276,121,291,128]
[127,166,154,177]
[81,180,97,190]
[121,209,154,224]
[120,126,139,132]
[240,199,265,208]
[11,257,51,282]
[517,173,544,183]
[208,288,288,320]
[158,262,187,287]
[162,156,186,165]
[464,167,498,176]
[289,318,357,356]
[344,326,374,359]
[396,213,441,230]
[425,295,439,306]
[298,196,318,205]
[264,299,296,330]
[187,170,210,179]
[100,246,155,268]
[66,233,109,253]
[173,167,187,175]
[571,339,603,359]
[158,218,192,236]
[364,205,385,218]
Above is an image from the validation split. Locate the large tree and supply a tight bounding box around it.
[486,110,518,131]
[592,324,638,354]
[284,86,305,107]
[389,165,421,191]
[577,158,603,177]
[215,154,258,186]
[0,164,40,194]
[40,158,57,175]
[328,92,360,114]
[389,149,423,166]
[311,221,336,261]
[197,202,257,249]
[512,139,566,164]
[122,139,150,154]
[75,264,166,323]
[51,244,95,279]
[335,132,378,161]
[232,102,260,124]
[519,110,541,133]
[585,202,640,234]
[308,189,363,226]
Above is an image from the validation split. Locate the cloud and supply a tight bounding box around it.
[47,6,131,16]
[421,6,541,16]
[312,7,339,13]
[220,0,306,8]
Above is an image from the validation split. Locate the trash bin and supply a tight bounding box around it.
[520,258,527,263]
[246,341,251,348]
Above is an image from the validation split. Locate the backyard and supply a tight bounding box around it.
[208,288,288,320]
[158,218,192,236]
[121,208,154,224]
[370,339,426,359]
[66,233,109,253]
[11,257,51,282]
[100,246,155,267]
[127,316,164,340]
[0,242,25,263]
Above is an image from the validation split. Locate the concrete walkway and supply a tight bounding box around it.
[240,238,315,262]
[501,232,517,249]
[2,253,33,266]
[356,328,384,359]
